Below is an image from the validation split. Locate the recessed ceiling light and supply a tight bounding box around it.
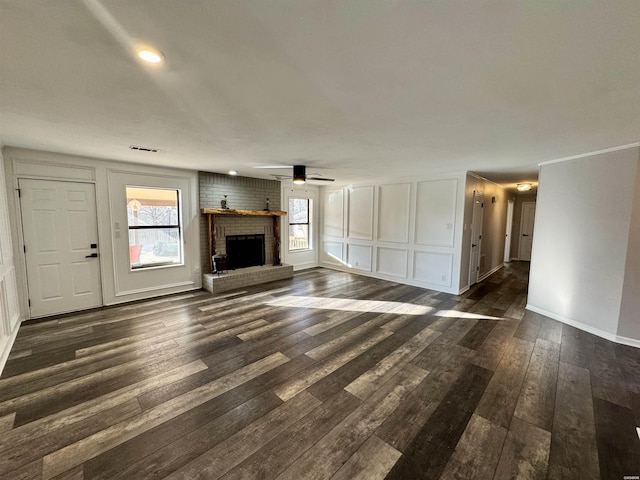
[228,170,238,176]
[136,47,163,64]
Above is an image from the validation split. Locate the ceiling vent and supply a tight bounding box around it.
[129,145,159,153]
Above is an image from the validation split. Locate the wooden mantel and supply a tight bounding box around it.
[201,208,288,269]
[201,208,287,217]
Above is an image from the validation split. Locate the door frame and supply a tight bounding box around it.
[469,191,484,286]
[14,176,104,318]
[518,201,536,261]
[504,199,514,262]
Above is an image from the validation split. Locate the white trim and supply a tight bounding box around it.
[114,280,196,297]
[0,326,20,377]
[526,304,640,348]
[504,199,514,263]
[478,263,503,282]
[538,143,640,167]
[457,285,470,295]
[467,171,507,188]
[291,262,318,271]
[321,263,460,295]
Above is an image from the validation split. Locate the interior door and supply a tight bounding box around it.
[469,192,484,285]
[519,202,536,261]
[504,199,514,262]
[19,179,102,317]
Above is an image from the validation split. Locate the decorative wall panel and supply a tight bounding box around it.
[323,190,344,237]
[323,241,344,264]
[413,251,453,287]
[415,179,457,247]
[377,183,410,243]
[347,186,374,240]
[347,243,372,271]
[376,247,408,278]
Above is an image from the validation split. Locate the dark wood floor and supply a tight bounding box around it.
[1,263,639,479]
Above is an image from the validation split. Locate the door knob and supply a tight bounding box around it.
[472,244,477,247]
[85,253,98,258]
[522,234,529,237]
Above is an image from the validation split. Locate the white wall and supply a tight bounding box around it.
[282,184,319,270]
[3,147,201,318]
[320,173,466,294]
[0,148,21,373]
[527,145,640,345]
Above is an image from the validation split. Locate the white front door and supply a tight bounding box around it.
[519,202,536,261]
[19,179,102,317]
[469,192,484,285]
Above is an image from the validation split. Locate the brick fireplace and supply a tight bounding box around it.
[199,172,293,293]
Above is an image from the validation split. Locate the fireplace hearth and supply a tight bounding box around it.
[226,234,265,270]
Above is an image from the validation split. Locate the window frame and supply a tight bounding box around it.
[126,186,184,270]
[288,197,312,252]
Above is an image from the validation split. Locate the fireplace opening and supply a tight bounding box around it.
[226,234,265,270]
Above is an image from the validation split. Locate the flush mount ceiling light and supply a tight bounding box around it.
[136,47,164,64]
[517,183,533,192]
[228,170,238,176]
[293,165,306,184]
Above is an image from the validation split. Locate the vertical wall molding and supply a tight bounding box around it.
[320,173,467,294]
[0,148,22,375]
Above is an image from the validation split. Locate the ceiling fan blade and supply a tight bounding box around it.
[307,176,335,182]
[253,165,293,169]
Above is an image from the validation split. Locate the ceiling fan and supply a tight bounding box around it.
[253,164,335,184]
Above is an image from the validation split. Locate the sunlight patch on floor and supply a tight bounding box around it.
[264,296,432,315]
[434,310,503,320]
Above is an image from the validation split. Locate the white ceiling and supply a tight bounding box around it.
[1,1,639,189]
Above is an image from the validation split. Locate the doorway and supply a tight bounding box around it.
[18,179,102,317]
[469,192,484,285]
[519,202,536,261]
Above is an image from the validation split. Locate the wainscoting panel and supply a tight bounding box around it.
[347,243,372,271]
[322,190,344,238]
[322,241,344,265]
[377,183,410,243]
[376,247,408,278]
[415,179,457,247]
[413,250,453,287]
[347,186,374,240]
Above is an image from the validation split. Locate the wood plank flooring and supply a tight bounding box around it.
[1,263,639,479]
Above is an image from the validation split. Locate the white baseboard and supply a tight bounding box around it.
[478,263,504,282]
[0,326,20,377]
[291,262,318,271]
[457,285,470,295]
[318,262,459,295]
[526,304,640,348]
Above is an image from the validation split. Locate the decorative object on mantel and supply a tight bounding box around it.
[221,195,229,209]
[264,198,270,211]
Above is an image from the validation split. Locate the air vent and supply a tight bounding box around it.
[129,145,159,153]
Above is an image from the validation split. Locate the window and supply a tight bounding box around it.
[126,187,182,269]
[289,198,311,251]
